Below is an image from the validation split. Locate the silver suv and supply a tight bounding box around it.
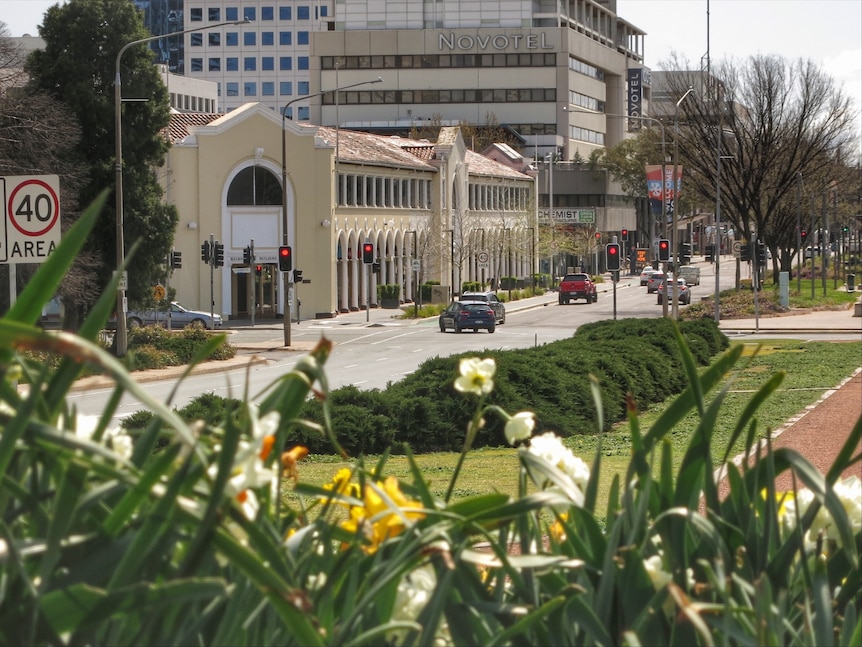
[459,291,506,324]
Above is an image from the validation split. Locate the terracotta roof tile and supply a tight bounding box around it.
[164,111,222,143]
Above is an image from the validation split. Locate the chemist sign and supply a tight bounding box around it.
[1,175,61,264]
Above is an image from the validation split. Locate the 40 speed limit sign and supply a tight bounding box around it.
[1,175,61,264]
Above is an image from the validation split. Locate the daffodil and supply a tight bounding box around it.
[454,357,496,396]
[340,476,425,553]
[527,432,590,492]
[505,411,535,445]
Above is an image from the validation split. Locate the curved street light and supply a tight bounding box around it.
[279,76,382,346]
[114,18,249,355]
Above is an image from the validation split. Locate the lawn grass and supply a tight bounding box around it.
[290,339,861,517]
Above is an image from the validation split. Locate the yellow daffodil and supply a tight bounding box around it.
[340,476,425,553]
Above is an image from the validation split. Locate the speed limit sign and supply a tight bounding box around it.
[477,250,490,269]
[1,175,61,264]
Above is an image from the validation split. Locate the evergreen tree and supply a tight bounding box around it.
[26,0,178,306]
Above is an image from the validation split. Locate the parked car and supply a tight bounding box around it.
[656,278,691,305]
[460,291,506,324]
[639,266,658,286]
[646,272,667,293]
[126,302,223,330]
[438,300,496,333]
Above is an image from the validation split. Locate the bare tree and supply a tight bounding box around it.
[661,53,860,280]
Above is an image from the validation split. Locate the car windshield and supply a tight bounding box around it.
[460,303,490,312]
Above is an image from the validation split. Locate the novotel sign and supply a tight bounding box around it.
[438,32,554,51]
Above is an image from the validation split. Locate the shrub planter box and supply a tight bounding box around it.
[378,284,401,309]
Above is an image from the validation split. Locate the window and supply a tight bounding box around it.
[208,33,220,46]
[226,7,238,21]
[190,8,202,21]
[280,82,292,96]
[226,57,238,71]
[190,33,202,47]
[226,32,238,46]
[262,56,274,71]
[190,58,203,72]
[261,6,274,20]
[279,6,292,20]
[297,6,310,20]
[262,82,275,96]
[298,81,309,95]
[279,32,292,46]
[226,82,239,96]
[279,57,292,70]
[244,57,256,71]
[243,32,256,46]
[298,56,309,70]
[244,82,257,97]
[297,106,310,120]
[319,6,328,17]
[297,31,309,45]
[208,7,220,21]
[261,31,274,46]
[227,167,282,206]
[208,57,221,71]
[243,7,256,22]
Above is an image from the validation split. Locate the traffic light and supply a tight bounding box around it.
[213,242,224,268]
[293,269,303,283]
[278,246,292,271]
[200,241,211,264]
[362,241,375,264]
[170,250,182,269]
[756,243,767,266]
[372,261,381,274]
[740,243,750,262]
[595,231,601,241]
[255,264,262,276]
[801,229,808,242]
[621,228,628,241]
[606,243,621,271]
[658,239,670,261]
[243,246,252,265]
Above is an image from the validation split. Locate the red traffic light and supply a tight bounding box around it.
[362,241,375,264]
[278,246,292,271]
[658,239,670,261]
[595,232,601,240]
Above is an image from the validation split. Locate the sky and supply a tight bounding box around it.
[2,0,860,118]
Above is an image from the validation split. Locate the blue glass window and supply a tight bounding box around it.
[298,82,309,95]
[226,7,238,21]
[208,57,221,71]
[297,6,310,20]
[226,32,238,46]
[243,7,256,21]
[280,82,293,96]
[208,8,220,21]
[262,56,274,71]
[279,57,292,70]
[282,107,293,119]
[208,33,221,46]
[244,82,257,97]
[243,32,256,46]
[279,7,292,20]
[262,82,275,96]
[298,56,309,70]
[279,32,292,46]
[190,58,203,72]
[226,82,239,96]
[190,8,202,21]
[261,6,274,20]
[298,106,310,120]
[190,33,202,47]
[261,31,274,46]
[297,31,309,45]
[244,57,256,71]
[226,57,239,71]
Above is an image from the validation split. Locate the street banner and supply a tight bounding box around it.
[645,165,683,217]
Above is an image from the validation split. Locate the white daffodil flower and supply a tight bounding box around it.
[527,432,591,493]
[454,357,496,396]
[505,411,535,445]
[644,555,672,590]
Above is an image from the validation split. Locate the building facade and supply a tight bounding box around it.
[164,104,537,321]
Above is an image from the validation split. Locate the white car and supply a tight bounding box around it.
[639,266,658,286]
[127,302,223,330]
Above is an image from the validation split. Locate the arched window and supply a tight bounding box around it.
[227,167,282,206]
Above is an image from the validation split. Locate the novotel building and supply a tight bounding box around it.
[310,0,652,161]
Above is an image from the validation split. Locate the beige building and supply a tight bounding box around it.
[164,103,537,321]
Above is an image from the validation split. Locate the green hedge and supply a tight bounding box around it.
[287,318,728,454]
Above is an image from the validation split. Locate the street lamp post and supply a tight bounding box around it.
[565,105,669,315]
[114,19,248,355]
[280,76,382,346]
[671,87,695,320]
